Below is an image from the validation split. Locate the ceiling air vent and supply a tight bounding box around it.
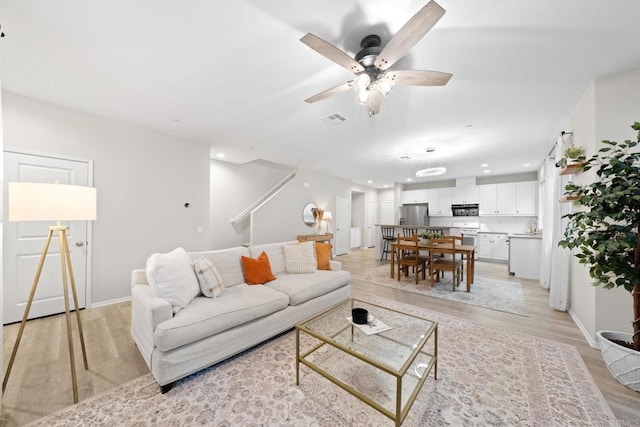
[320,113,347,125]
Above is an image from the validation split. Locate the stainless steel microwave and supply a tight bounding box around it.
[451,203,479,216]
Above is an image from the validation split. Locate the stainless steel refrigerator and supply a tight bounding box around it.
[398,204,429,225]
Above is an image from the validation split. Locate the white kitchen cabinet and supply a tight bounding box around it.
[428,187,453,216]
[452,185,479,204]
[477,233,509,261]
[479,182,535,216]
[515,181,537,215]
[401,189,429,204]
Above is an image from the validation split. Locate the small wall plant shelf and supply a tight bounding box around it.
[560,195,580,203]
[560,162,586,176]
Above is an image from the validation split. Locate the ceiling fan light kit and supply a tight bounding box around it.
[300,0,451,117]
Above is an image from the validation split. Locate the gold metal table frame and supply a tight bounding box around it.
[296,299,438,426]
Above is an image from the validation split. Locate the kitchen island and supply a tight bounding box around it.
[375,224,452,260]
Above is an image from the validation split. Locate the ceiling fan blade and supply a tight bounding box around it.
[374,1,446,71]
[300,33,365,74]
[304,81,354,104]
[367,90,382,117]
[386,70,452,86]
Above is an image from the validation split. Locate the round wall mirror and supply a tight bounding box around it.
[302,203,318,227]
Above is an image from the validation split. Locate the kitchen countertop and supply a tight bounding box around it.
[509,233,542,239]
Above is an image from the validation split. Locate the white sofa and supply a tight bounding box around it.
[130,241,351,391]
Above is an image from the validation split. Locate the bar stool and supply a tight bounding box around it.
[402,227,418,237]
[380,226,396,261]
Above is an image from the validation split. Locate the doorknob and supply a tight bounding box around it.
[75,241,85,247]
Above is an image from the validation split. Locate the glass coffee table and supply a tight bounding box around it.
[296,298,438,426]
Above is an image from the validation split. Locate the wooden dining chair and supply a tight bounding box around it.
[429,236,463,290]
[444,234,464,276]
[396,234,428,284]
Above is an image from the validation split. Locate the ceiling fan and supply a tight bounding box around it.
[300,0,452,117]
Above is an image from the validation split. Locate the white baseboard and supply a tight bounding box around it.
[568,308,599,349]
[89,296,131,309]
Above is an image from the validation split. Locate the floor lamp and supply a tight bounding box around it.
[3,182,97,404]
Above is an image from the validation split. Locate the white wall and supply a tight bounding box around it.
[2,92,210,304]
[210,160,353,248]
[0,66,4,401]
[567,80,598,338]
[566,66,640,339]
[593,67,640,334]
[210,159,290,248]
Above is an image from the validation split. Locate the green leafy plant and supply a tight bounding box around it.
[558,122,640,351]
[555,145,587,168]
[563,145,586,160]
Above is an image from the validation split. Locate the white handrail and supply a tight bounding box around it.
[229,169,297,225]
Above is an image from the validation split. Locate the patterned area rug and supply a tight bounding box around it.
[27,294,615,426]
[357,265,528,316]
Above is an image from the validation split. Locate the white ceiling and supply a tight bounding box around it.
[2,1,640,188]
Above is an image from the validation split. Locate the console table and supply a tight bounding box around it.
[297,233,333,243]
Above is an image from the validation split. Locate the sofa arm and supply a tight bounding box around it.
[130,283,173,362]
[131,268,149,287]
[329,260,342,271]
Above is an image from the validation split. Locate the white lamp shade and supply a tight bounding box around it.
[9,182,97,222]
[322,211,333,221]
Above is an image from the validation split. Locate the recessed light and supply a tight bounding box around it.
[481,163,489,167]
[523,163,531,167]
[216,153,225,158]
[406,178,413,182]
[384,185,389,188]
[367,180,373,184]
[483,169,491,173]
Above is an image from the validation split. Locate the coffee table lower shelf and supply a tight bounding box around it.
[295,299,438,426]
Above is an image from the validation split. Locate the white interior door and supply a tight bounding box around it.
[367,201,377,247]
[335,196,349,256]
[3,151,91,324]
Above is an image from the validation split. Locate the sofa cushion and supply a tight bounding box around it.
[146,247,200,313]
[283,241,317,274]
[189,247,250,287]
[265,270,350,306]
[249,241,296,275]
[192,257,223,298]
[153,284,289,351]
[241,251,277,285]
[315,243,331,270]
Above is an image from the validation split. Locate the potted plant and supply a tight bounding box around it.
[558,122,640,392]
[555,145,586,168]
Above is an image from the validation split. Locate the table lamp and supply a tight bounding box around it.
[3,182,97,404]
[322,211,332,234]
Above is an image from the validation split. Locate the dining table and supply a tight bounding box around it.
[390,241,477,292]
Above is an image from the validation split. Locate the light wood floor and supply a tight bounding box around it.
[1,248,638,426]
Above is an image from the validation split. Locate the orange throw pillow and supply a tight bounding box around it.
[241,251,276,285]
[315,243,331,270]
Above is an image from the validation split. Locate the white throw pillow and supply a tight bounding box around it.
[192,257,223,298]
[146,247,200,313]
[283,241,317,274]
